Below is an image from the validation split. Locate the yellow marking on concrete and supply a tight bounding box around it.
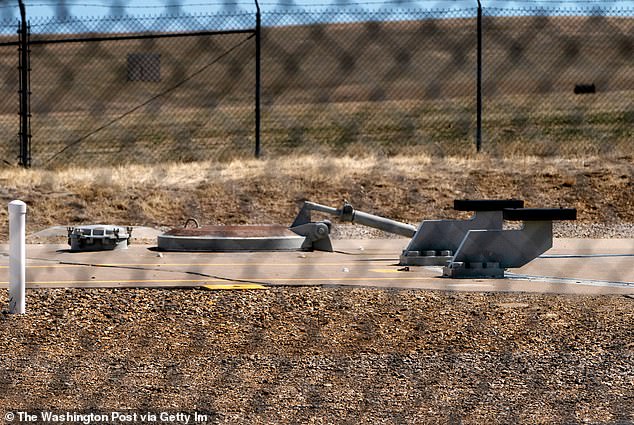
[202,284,267,290]
[369,268,402,274]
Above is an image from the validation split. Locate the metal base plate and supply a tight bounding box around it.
[400,255,453,266]
[157,225,306,252]
[70,239,129,252]
[443,262,505,279]
[400,249,454,266]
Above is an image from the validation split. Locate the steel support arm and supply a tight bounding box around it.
[293,201,416,238]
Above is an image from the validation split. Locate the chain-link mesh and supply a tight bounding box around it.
[481,10,634,157]
[261,9,477,157]
[0,1,631,163]
[0,16,19,165]
[0,4,632,424]
[26,13,256,167]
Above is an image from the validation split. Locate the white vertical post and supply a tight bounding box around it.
[9,200,26,314]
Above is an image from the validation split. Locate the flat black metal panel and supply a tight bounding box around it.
[454,199,524,211]
[503,208,577,221]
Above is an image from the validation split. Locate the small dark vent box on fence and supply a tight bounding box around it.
[127,53,161,82]
[574,83,596,95]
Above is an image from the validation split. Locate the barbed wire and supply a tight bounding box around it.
[0,0,632,11]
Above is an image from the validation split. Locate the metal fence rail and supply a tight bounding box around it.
[0,1,631,167]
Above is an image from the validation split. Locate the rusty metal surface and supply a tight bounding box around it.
[157,224,305,251]
[163,225,296,238]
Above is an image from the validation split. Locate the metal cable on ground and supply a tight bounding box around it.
[44,33,255,166]
[18,255,276,287]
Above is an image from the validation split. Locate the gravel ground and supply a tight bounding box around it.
[1,287,633,424]
[552,222,634,239]
[1,157,633,423]
[7,216,634,423]
[330,222,634,240]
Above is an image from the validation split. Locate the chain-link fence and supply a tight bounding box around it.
[481,10,633,157]
[261,9,479,157]
[0,1,632,166]
[29,13,257,167]
[0,16,20,165]
[0,5,633,424]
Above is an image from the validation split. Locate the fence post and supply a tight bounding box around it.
[254,0,262,158]
[18,0,31,168]
[476,0,482,153]
[8,200,27,314]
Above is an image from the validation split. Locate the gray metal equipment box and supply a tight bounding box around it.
[68,225,132,252]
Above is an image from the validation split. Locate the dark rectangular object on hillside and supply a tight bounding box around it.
[574,83,595,94]
[127,53,161,82]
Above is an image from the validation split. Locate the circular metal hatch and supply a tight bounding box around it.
[157,225,305,252]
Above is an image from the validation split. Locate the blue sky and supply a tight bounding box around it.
[0,0,631,29]
[7,0,633,16]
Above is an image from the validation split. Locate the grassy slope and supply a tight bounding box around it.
[0,155,631,241]
[0,16,632,165]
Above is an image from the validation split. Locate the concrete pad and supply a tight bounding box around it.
[0,239,631,295]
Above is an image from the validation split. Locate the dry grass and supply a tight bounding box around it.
[0,154,631,242]
[0,15,632,166]
[0,154,601,188]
